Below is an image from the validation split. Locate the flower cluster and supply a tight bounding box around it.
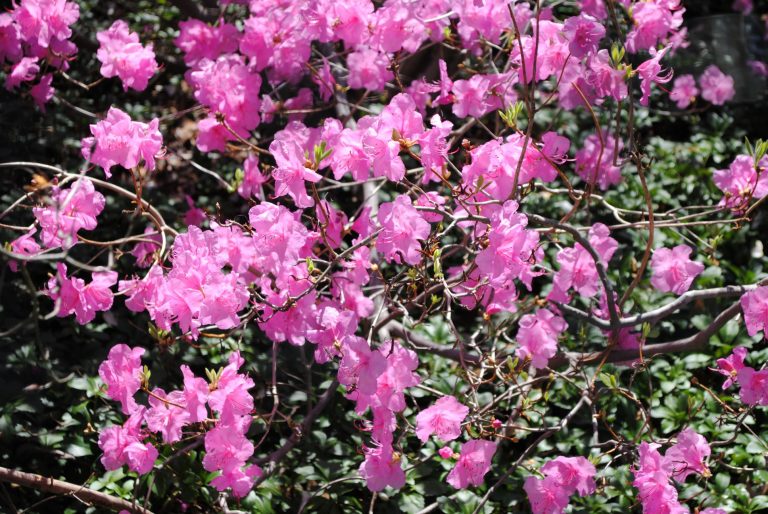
[98,344,262,497]
[32,178,105,250]
[81,107,164,177]
[632,429,715,514]
[96,20,158,92]
[716,345,768,406]
[525,456,596,514]
[669,66,735,109]
[0,0,80,108]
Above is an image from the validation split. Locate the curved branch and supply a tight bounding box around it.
[0,466,153,513]
[556,283,756,330]
[528,214,621,336]
[551,299,743,367]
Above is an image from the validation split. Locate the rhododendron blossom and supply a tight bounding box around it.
[446,439,497,489]
[415,395,469,442]
[525,456,596,514]
[665,428,711,481]
[376,196,431,266]
[715,346,748,390]
[5,56,38,90]
[516,309,568,368]
[81,107,163,177]
[96,20,158,91]
[563,14,605,58]
[650,245,705,295]
[550,223,617,301]
[669,74,698,109]
[98,344,145,415]
[740,286,768,338]
[713,155,768,211]
[46,263,117,325]
[699,66,735,106]
[32,178,105,249]
[575,134,623,189]
[98,407,158,475]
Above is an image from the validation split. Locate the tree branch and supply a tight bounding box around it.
[0,466,153,514]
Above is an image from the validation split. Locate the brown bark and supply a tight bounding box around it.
[0,466,153,514]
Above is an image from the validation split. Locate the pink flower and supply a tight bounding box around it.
[525,475,570,514]
[130,226,161,268]
[586,50,628,102]
[415,395,469,442]
[99,407,157,475]
[81,107,163,177]
[699,66,735,106]
[700,509,728,514]
[650,245,705,295]
[475,200,541,290]
[526,456,596,514]
[541,456,596,496]
[713,155,768,211]
[210,465,262,498]
[454,0,514,46]
[29,73,54,111]
[203,423,254,474]
[12,0,80,50]
[669,74,698,109]
[376,195,431,266]
[183,195,206,227]
[347,48,393,91]
[446,439,497,489]
[715,346,748,390]
[174,19,239,66]
[96,20,158,91]
[433,58,453,106]
[270,139,322,208]
[47,263,118,325]
[98,343,145,414]
[359,442,406,491]
[575,133,623,189]
[737,367,768,406]
[625,2,680,54]
[8,229,41,272]
[665,428,710,482]
[207,352,254,423]
[633,442,685,514]
[563,14,605,58]
[352,342,420,414]
[0,14,22,64]
[237,154,268,200]
[306,302,355,362]
[339,336,388,395]
[516,309,567,369]
[740,286,768,338]
[189,54,262,133]
[550,223,617,301]
[311,57,336,102]
[362,126,405,181]
[419,115,453,183]
[33,178,105,249]
[379,93,423,141]
[181,365,209,422]
[452,75,492,118]
[438,447,455,459]
[249,202,315,275]
[5,56,39,90]
[636,47,673,107]
[145,388,190,443]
